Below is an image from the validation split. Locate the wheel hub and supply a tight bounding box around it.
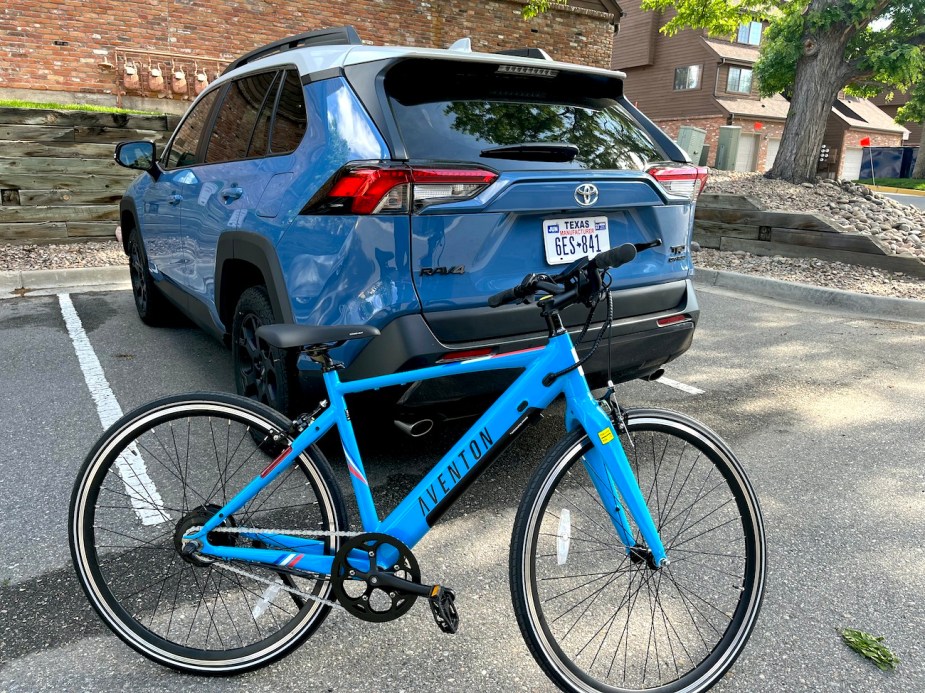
[239,315,277,405]
[173,504,238,566]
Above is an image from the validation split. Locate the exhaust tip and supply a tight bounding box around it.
[394,419,435,438]
[641,368,665,382]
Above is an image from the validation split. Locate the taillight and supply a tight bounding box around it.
[321,166,498,214]
[328,168,412,214]
[646,165,709,201]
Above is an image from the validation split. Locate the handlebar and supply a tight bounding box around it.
[487,239,661,309]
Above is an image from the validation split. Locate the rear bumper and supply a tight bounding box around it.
[298,279,699,413]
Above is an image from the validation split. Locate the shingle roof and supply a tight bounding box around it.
[702,38,760,64]
[715,94,790,120]
[831,97,909,134]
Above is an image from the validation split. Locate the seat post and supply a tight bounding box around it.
[304,348,343,372]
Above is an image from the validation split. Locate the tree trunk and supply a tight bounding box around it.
[768,29,853,184]
[913,126,925,179]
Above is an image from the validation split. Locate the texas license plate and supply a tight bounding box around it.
[543,216,610,265]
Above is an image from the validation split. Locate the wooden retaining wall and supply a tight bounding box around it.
[0,107,177,244]
[694,193,925,278]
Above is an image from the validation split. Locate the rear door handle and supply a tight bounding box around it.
[220,186,244,201]
[168,193,183,205]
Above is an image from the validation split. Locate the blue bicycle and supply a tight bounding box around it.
[70,243,766,692]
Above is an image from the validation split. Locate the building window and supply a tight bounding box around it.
[673,65,701,90]
[736,21,762,45]
[727,66,753,94]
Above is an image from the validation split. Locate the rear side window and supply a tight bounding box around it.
[206,70,280,164]
[164,89,220,169]
[270,70,307,154]
[385,59,665,171]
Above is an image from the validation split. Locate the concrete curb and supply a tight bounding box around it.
[695,268,925,322]
[0,266,129,296]
[867,184,925,197]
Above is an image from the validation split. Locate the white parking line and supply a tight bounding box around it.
[58,293,169,525]
[656,376,705,395]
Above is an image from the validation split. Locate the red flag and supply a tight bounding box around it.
[753,121,763,130]
[859,136,871,147]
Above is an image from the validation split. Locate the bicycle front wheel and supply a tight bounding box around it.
[511,409,766,693]
[69,392,348,675]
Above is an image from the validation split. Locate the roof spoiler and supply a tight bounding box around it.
[223,26,363,75]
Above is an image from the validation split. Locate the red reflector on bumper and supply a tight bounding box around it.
[657,314,689,327]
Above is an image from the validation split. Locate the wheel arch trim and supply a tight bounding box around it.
[215,231,294,331]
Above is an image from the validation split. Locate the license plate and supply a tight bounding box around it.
[543,216,610,265]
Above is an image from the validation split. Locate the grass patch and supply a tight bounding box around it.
[0,99,161,116]
[857,178,925,191]
[840,628,900,671]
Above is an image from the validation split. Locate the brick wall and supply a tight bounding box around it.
[1,0,613,108]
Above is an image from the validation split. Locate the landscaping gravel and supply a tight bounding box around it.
[706,171,925,260]
[0,240,126,272]
[694,248,925,301]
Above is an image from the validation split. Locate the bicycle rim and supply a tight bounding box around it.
[70,394,345,674]
[513,410,766,693]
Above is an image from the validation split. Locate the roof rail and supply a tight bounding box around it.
[494,48,553,61]
[222,26,363,75]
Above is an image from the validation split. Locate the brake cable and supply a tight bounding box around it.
[542,272,613,387]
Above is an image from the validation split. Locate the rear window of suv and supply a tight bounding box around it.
[385,59,665,171]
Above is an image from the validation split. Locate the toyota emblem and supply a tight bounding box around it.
[575,183,599,207]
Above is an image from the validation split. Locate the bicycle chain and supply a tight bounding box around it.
[210,560,345,612]
[189,526,363,612]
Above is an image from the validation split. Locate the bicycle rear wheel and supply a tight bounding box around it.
[69,392,348,674]
[510,409,766,693]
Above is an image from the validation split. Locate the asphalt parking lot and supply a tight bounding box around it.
[1,286,923,692]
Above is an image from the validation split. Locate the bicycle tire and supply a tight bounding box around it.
[510,408,766,693]
[69,392,348,675]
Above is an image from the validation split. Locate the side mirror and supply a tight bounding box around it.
[114,141,160,179]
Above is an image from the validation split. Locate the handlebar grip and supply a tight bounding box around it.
[488,287,520,308]
[591,242,637,270]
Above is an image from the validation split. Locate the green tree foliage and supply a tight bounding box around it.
[754,1,925,99]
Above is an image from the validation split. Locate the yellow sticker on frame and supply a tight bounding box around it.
[598,427,614,444]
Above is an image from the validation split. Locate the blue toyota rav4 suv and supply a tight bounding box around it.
[115,27,706,426]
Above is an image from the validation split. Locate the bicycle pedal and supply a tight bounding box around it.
[428,585,459,634]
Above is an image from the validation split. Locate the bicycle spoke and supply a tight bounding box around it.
[75,396,344,670]
[518,421,763,692]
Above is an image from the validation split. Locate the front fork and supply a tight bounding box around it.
[564,375,668,568]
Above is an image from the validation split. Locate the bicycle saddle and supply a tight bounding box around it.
[256,324,380,349]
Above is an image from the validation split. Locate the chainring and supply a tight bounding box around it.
[331,532,421,623]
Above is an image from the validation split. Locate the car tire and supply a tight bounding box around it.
[127,228,174,326]
[231,285,300,416]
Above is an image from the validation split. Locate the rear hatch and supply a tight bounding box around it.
[383,58,699,342]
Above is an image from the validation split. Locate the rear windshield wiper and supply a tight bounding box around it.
[479,142,579,162]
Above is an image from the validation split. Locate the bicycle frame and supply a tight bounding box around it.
[188,331,668,574]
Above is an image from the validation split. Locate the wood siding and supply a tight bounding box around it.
[616,11,721,120]
[611,0,658,68]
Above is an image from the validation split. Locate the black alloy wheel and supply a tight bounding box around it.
[231,285,298,415]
